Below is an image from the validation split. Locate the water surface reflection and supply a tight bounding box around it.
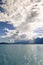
[0,44,43,65]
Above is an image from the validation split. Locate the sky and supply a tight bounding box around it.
[0,0,43,43]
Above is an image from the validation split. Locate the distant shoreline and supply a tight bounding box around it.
[0,43,43,44]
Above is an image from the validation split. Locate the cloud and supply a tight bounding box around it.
[0,0,43,42]
[0,7,5,13]
[34,26,43,33]
[0,28,16,38]
[0,0,5,5]
[30,0,41,3]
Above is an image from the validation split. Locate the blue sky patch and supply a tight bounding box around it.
[0,21,16,36]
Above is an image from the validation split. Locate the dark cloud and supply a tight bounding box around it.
[34,38,43,44]
[0,0,5,5]
[0,7,5,13]
[26,10,39,23]
[0,0,3,5]
[30,0,41,2]
[14,0,17,3]
[31,11,38,17]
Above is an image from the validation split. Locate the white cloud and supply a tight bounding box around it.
[0,0,43,42]
[1,28,16,38]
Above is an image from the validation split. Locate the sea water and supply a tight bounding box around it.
[0,44,43,65]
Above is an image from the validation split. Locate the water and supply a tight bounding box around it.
[0,44,43,65]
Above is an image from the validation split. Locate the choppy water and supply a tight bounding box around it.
[0,44,43,65]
